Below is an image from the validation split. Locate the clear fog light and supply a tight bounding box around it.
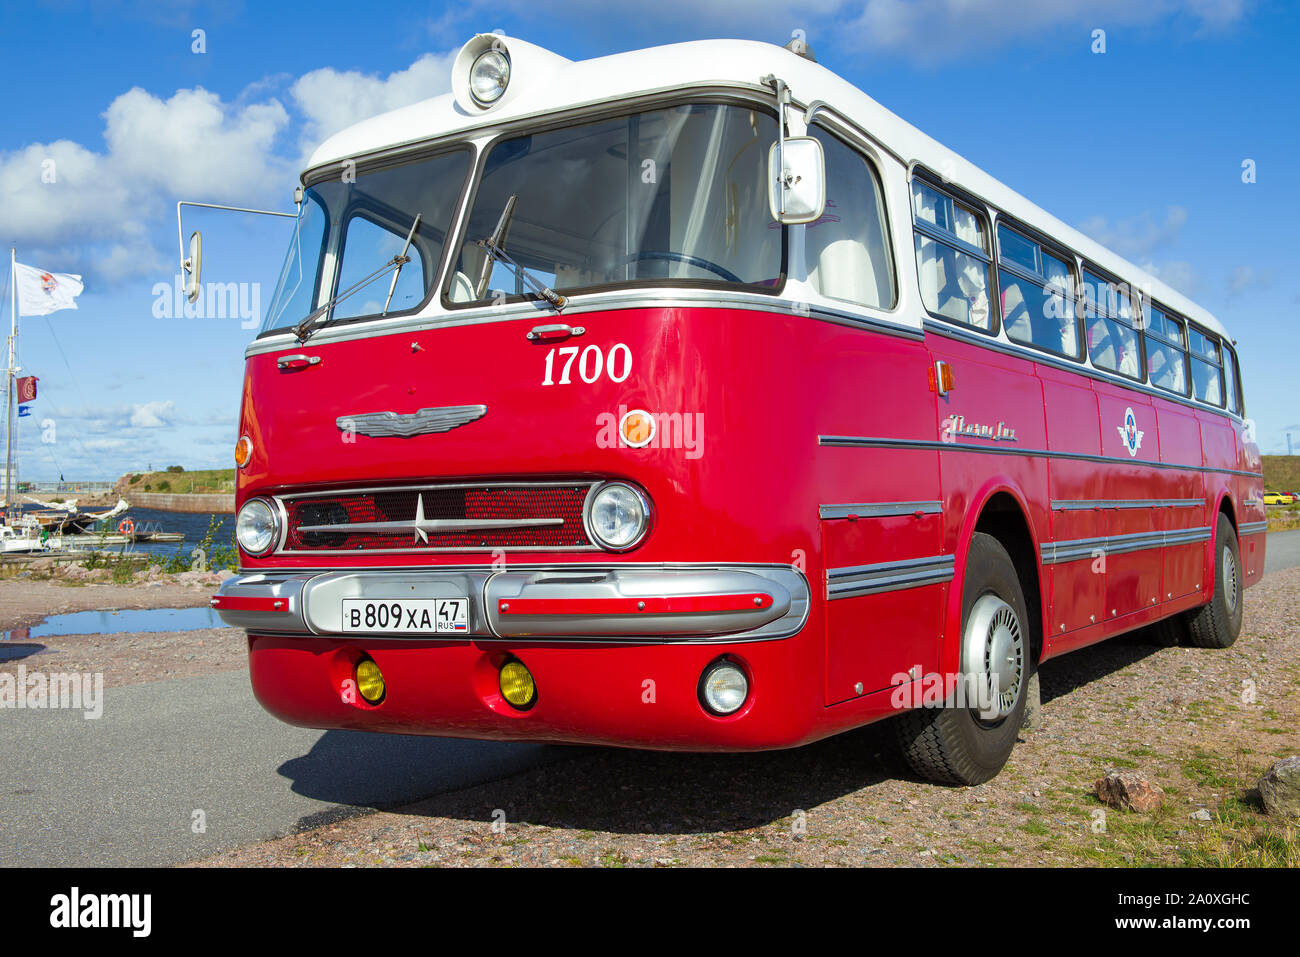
[235,498,279,556]
[469,49,510,104]
[585,482,650,551]
[700,659,749,715]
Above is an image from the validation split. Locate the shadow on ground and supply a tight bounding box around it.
[277,624,1177,835]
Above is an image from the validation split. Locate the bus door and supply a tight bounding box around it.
[1093,383,1162,618]
[1037,363,1105,636]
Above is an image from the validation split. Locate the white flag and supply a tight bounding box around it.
[14,261,84,316]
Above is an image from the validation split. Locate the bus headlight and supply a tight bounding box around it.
[469,49,510,105]
[700,659,749,715]
[235,498,280,556]
[584,482,651,551]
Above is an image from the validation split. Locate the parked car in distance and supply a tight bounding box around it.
[1263,491,1295,505]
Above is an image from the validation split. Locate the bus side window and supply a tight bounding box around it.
[1083,268,1141,380]
[1145,304,1190,396]
[805,127,897,310]
[1223,344,1240,414]
[995,223,1079,359]
[911,179,993,332]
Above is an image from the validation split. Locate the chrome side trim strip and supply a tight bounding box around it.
[818,435,1263,480]
[826,555,954,600]
[1049,498,1203,511]
[1240,521,1268,536]
[819,501,943,520]
[1041,526,1213,565]
[1242,498,1261,508]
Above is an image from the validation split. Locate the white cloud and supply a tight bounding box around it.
[1078,206,1188,261]
[843,0,1250,60]
[0,84,293,286]
[103,87,291,201]
[129,400,177,428]
[290,52,457,160]
[1227,264,1271,297]
[1140,259,1203,297]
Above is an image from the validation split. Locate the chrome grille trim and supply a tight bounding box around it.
[272,480,601,555]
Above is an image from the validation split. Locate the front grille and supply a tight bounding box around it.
[279,483,595,552]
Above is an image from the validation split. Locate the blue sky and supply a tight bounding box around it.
[2,0,1298,481]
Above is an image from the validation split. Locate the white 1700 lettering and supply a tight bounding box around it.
[543,343,632,385]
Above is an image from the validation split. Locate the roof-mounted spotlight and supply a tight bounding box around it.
[453,34,513,112]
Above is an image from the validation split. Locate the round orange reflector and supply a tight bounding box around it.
[234,434,253,468]
[619,409,655,448]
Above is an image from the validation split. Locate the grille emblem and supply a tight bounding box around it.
[337,404,486,438]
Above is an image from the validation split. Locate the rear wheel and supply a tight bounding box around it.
[895,532,1030,785]
[1184,514,1243,649]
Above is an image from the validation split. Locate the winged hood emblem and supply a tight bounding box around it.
[337,404,487,438]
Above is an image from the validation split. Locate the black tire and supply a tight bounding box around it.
[1184,514,1243,649]
[895,532,1030,786]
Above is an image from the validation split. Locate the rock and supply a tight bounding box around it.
[1095,770,1165,812]
[1190,809,1212,822]
[1258,757,1300,819]
[216,568,235,581]
[1022,671,1042,730]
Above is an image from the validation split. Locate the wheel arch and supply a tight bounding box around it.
[942,480,1045,678]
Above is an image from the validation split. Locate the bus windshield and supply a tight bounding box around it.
[261,148,472,334]
[446,103,784,306]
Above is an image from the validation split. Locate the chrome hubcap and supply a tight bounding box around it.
[962,594,1024,721]
[1222,548,1239,614]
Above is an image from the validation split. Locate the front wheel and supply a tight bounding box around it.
[1184,514,1244,649]
[895,532,1031,785]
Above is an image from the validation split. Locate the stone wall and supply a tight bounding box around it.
[126,492,235,514]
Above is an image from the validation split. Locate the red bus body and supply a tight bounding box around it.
[213,36,1265,763]
[221,303,1264,750]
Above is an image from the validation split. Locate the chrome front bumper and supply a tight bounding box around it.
[212,564,810,643]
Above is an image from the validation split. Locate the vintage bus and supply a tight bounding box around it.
[211,34,1265,785]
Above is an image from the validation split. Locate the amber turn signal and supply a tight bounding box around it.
[234,434,253,468]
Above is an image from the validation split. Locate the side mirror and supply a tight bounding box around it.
[184,230,202,303]
[768,136,826,225]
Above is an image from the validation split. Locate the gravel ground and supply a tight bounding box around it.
[190,568,1300,868]
[0,577,246,689]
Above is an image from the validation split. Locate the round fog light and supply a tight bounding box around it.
[355,658,385,704]
[701,659,749,715]
[499,660,536,710]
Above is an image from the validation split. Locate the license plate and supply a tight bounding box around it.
[341,598,469,634]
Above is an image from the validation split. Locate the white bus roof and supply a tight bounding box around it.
[307,37,1229,342]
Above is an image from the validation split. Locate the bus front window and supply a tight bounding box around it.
[260,149,472,335]
[446,103,784,306]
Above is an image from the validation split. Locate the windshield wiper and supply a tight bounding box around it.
[475,195,566,312]
[294,213,421,342]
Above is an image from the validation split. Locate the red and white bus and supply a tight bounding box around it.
[211,34,1265,785]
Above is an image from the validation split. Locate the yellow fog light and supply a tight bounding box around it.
[355,658,385,704]
[498,660,536,710]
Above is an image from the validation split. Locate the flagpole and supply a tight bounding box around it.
[4,246,14,518]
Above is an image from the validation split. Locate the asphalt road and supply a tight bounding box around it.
[0,671,563,867]
[3,529,1298,868]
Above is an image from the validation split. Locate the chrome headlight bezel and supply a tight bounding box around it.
[468,48,511,106]
[583,481,652,552]
[236,497,281,557]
